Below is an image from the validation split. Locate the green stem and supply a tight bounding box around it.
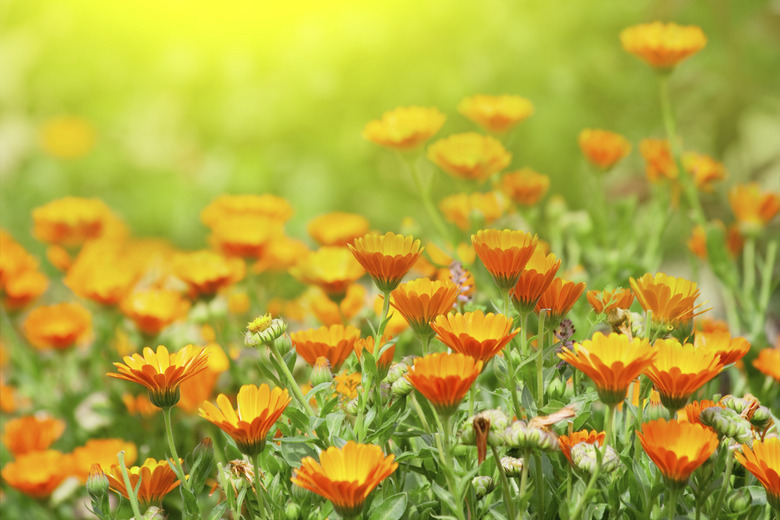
[254,453,267,519]
[403,155,453,247]
[570,456,602,520]
[534,453,545,520]
[665,487,679,520]
[519,311,530,358]
[377,290,392,342]
[743,236,756,311]
[117,451,144,520]
[536,310,547,411]
[753,239,778,339]
[421,334,432,356]
[162,407,190,492]
[434,413,465,520]
[267,340,316,417]
[711,446,735,520]
[604,404,615,449]
[491,445,516,520]
[519,449,531,500]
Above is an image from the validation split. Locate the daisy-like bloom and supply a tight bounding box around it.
[640,138,677,183]
[172,250,245,298]
[620,22,707,70]
[535,277,587,326]
[735,438,780,511]
[683,399,723,426]
[390,278,459,340]
[644,338,723,412]
[687,223,743,260]
[729,183,780,236]
[694,331,750,367]
[32,197,113,246]
[309,212,371,247]
[630,272,707,335]
[578,129,631,171]
[558,430,606,466]
[70,439,138,481]
[106,458,181,508]
[64,240,139,305]
[683,152,726,192]
[405,352,483,416]
[120,289,191,337]
[290,325,361,372]
[290,247,365,301]
[457,95,534,134]
[2,415,65,456]
[511,250,561,315]
[430,310,518,362]
[201,194,294,226]
[348,232,423,292]
[500,169,550,207]
[472,229,538,291]
[439,192,506,231]
[559,332,655,406]
[22,302,92,350]
[291,441,398,518]
[39,115,96,159]
[637,419,718,487]
[428,133,511,183]
[107,345,209,408]
[354,336,395,376]
[753,348,780,382]
[200,384,290,456]
[1,450,72,498]
[362,106,446,150]
[586,288,634,315]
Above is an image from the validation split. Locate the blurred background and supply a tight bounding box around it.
[2,0,779,250]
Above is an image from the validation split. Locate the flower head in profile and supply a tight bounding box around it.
[363,106,446,150]
[500,169,550,207]
[120,289,191,337]
[511,249,561,314]
[2,415,66,457]
[472,229,538,291]
[290,325,361,372]
[200,384,290,456]
[586,288,634,315]
[309,212,371,247]
[630,272,708,336]
[729,183,780,236]
[428,133,511,183]
[458,95,534,134]
[107,345,210,408]
[201,194,293,226]
[694,331,750,367]
[64,240,140,305]
[348,232,423,292]
[753,348,780,382]
[32,197,113,247]
[558,430,606,466]
[439,192,506,231]
[71,439,138,482]
[106,458,181,508]
[734,438,780,511]
[683,152,726,192]
[535,278,586,326]
[620,22,707,70]
[1,450,72,498]
[291,441,397,518]
[637,419,718,487]
[390,278,459,340]
[559,332,655,406]
[405,352,483,416]
[290,247,365,301]
[578,129,631,171]
[431,310,518,362]
[22,302,92,350]
[172,250,246,298]
[683,399,723,426]
[353,336,395,378]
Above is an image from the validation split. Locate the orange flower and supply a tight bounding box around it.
[0,381,19,413]
[363,106,445,150]
[70,439,138,482]
[558,430,605,465]
[32,197,113,246]
[390,278,459,339]
[333,372,362,401]
[172,250,245,298]
[637,419,718,486]
[64,240,140,305]
[734,438,780,511]
[305,284,366,326]
[207,216,280,258]
[687,223,743,260]
[201,194,293,226]
[200,384,290,456]
[683,152,726,192]
[694,331,750,367]
[511,250,561,314]
[586,288,634,315]
[309,212,370,247]
[349,232,423,292]
[535,277,586,325]
[472,229,538,291]
[753,348,780,382]
[500,169,550,206]
[578,129,631,170]
[22,302,92,350]
[122,393,159,418]
[107,345,209,408]
[253,236,311,273]
[290,325,361,372]
[729,183,780,236]
[106,458,181,508]
[39,116,96,159]
[120,289,190,336]
[640,138,677,183]
[0,232,48,309]
[559,332,655,406]
[457,95,534,133]
[290,247,365,300]
[620,22,707,70]
[630,272,707,333]
[439,192,506,231]
[431,310,518,362]
[696,318,729,334]
[644,338,722,412]
[428,133,511,183]
[46,245,72,271]
[405,352,483,415]
[178,343,230,413]
[2,415,65,457]
[291,441,398,518]
[353,336,395,375]
[1,450,72,498]
[683,399,723,426]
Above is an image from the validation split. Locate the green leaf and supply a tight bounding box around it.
[207,502,228,520]
[368,492,408,520]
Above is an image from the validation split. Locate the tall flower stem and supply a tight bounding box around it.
[267,340,316,418]
[162,407,190,493]
[536,310,547,410]
[534,453,545,519]
[254,453,267,519]
[117,451,143,520]
[504,342,522,420]
[434,413,466,520]
[711,446,735,520]
[519,448,531,500]
[665,487,679,520]
[604,404,615,449]
[403,156,453,247]
[519,311,530,358]
[376,290,392,342]
[491,445,516,520]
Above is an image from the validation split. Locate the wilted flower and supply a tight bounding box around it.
[620,22,707,70]
[458,94,533,133]
[578,129,631,170]
[459,409,511,447]
[637,419,718,487]
[363,106,446,150]
[428,133,511,183]
[500,168,550,207]
[308,212,370,247]
[405,353,483,416]
[22,302,92,350]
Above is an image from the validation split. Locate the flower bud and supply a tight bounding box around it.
[385,362,409,384]
[726,488,752,513]
[244,330,262,348]
[291,480,317,502]
[189,437,215,493]
[86,463,109,498]
[546,378,565,401]
[311,357,333,387]
[143,507,165,520]
[500,456,524,478]
[721,395,747,414]
[459,409,510,446]
[750,405,772,431]
[344,398,359,415]
[503,420,559,452]
[700,407,753,445]
[571,442,619,475]
[246,314,288,345]
[472,476,496,500]
[285,502,302,519]
[391,376,413,398]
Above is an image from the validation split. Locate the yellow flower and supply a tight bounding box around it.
[457,95,533,133]
[428,133,511,182]
[32,197,114,247]
[172,250,246,298]
[578,129,631,171]
[637,419,718,487]
[201,194,293,226]
[630,272,707,334]
[640,138,677,183]
[734,438,780,511]
[620,22,707,70]
[682,152,726,192]
[120,289,191,336]
[729,183,780,236]
[693,330,750,367]
[290,325,361,372]
[0,231,48,310]
[363,106,446,150]
[308,212,370,247]
[39,116,95,159]
[500,169,550,206]
[290,247,365,301]
[439,192,506,231]
[390,278,459,339]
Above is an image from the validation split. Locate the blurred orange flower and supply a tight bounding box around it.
[253,236,311,273]
[620,22,707,70]
[64,240,140,305]
[0,231,48,310]
[578,129,631,170]
[333,372,362,401]
[201,194,293,226]
[734,438,780,511]
[753,348,780,382]
[500,169,550,206]
[511,250,561,314]
[70,439,138,482]
[1,450,72,498]
[405,352,483,416]
[106,458,181,508]
[308,212,370,247]
[630,272,707,332]
[683,152,726,192]
[637,419,718,486]
[687,223,743,260]
[390,278,459,339]
[122,393,160,418]
[290,324,361,372]
[640,138,677,183]
[729,183,780,236]
[32,197,114,247]
[363,106,446,150]
[120,289,191,336]
[472,229,538,291]
[428,133,511,182]
[586,288,634,315]
[558,430,605,466]
[457,95,533,133]
[535,277,586,325]
[22,302,92,350]
[290,247,365,301]
[172,250,245,298]
[39,116,95,159]
[349,232,423,292]
[694,331,750,367]
[2,415,65,456]
[178,343,230,413]
[431,310,517,362]
[439,192,505,231]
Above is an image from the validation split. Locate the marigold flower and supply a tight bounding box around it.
[304,285,366,326]
[200,384,290,456]
[431,310,518,362]
[363,106,445,150]
[578,129,631,170]
[290,247,365,300]
[428,133,511,183]
[120,289,191,337]
[39,116,96,159]
[753,348,780,382]
[0,232,48,309]
[201,194,293,226]
[439,192,505,231]
[535,277,586,326]
[354,336,395,375]
[22,302,92,350]
[405,352,483,416]
[106,458,181,508]
[71,439,138,481]
[630,272,707,334]
[638,418,718,488]
[0,381,19,413]
[683,399,723,426]
[472,229,537,291]
[694,331,749,367]
[729,183,780,236]
[586,288,634,315]
[644,338,722,412]
[64,240,140,305]
[559,332,655,406]
[390,278,459,339]
[309,212,370,247]
[290,325,361,372]
[348,232,423,292]
[683,152,726,192]
[253,236,311,273]
[558,430,606,466]
[620,22,707,70]
[640,138,677,183]
[178,343,230,413]
[687,223,743,260]
[500,169,550,206]
[457,95,534,134]
[107,345,210,408]
[333,372,362,401]
[1,450,72,498]
[172,250,245,298]
[32,197,113,246]
[207,216,280,258]
[291,441,398,518]
[734,438,780,511]
[511,250,561,314]
[2,415,65,456]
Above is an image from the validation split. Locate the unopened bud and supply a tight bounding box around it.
[285,502,301,519]
[385,362,409,384]
[500,457,524,478]
[311,357,333,387]
[472,476,495,500]
[571,442,619,475]
[391,377,413,398]
[368,383,391,406]
[750,405,772,431]
[344,398,359,415]
[547,378,565,400]
[143,506,165,520]
[700,407,753,445]
[721,395,747,414]
[86,463,109,497]
[291,481,317,502]
[726,488,752,513]
[190,437,215,492]
[459,410,510,446]
[503,421,559,452]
